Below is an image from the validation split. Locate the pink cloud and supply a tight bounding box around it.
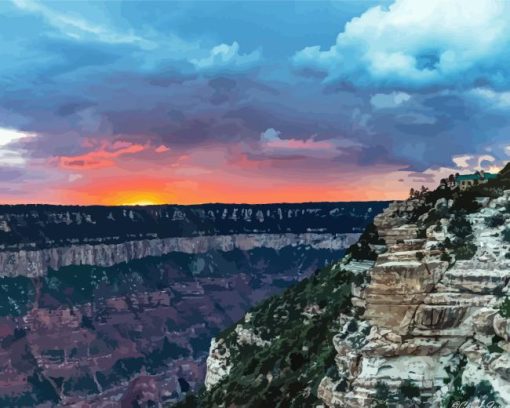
[155,145,170,153]
[58,141,146,169]
[264,138,334,151]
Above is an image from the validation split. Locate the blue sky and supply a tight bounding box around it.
[1,0,510,204]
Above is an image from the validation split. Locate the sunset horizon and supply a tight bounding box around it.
[3,1,509,206]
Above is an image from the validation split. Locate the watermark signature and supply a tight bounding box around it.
[451,400,500,408]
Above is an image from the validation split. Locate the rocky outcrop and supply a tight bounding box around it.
[204,338,232,391]
[318,193,510,407]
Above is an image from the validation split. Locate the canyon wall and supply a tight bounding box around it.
[0,202,387,407]
[0,202,384,250]
[0,233,359,278]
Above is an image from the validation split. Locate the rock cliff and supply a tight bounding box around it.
[316,191,510,407]
[0,202,385,250]
[197,177,510,408]
[0,232,359,278]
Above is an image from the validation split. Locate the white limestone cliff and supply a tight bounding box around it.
[0,232,359,278]
[318,192,510,407]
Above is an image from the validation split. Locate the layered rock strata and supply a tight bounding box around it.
[0,233,359,278]
[318,194,510,407]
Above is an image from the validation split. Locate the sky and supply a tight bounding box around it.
[2,0,510,205]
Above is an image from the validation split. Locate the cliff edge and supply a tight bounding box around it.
[192,174,510,407]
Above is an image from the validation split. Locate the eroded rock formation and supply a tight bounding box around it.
[318,193,510,407]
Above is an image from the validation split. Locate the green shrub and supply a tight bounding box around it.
[80,315,95,331]
[347,319,358,333]
[443,380,499,408]
[453,242,477,260]
[450,192,481,213]
[485,213,505,228]
[193,262,355,407]
[372,381,393,408]
[347,223,383,260]
[444,214,479,261]
[442,352,497,408]
[353,271,368,287]
[63,371,99,395]
[175,394,199,407]
[440,252,451,263]
[499,297,510,318]
[28,370,60,405]
[448,215,472,239]
[0,277,35,317]
[488,335,504,354]
[335,378,348,392]
[398,379,420,400]
[502,228,510,243]
[325,366,339,381]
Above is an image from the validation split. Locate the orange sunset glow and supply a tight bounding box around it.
[6,167,416,206]
[1,131,501,206]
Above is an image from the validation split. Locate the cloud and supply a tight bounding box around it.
[68,173,83,182]
[451,153,497,170]
[0,127,36,166]
[370,92,411,109]
[155,145,170,153]
[12,0,154,48]
[192,42,261,71]
[260,128,335,156]
[58,140,146,169]
[468,88,510,109]
[416,158,502,185]
[452,155,472,169]
[260,128,281,142]
[293,0,510,89]
[5,0,510,202]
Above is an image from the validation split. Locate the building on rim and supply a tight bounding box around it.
[455,170,497,191]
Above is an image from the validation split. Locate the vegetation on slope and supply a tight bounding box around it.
[176,262,355,407]
[346,222,384,261]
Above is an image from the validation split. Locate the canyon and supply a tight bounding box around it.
[199,177,510,408]
[0,202,387,407]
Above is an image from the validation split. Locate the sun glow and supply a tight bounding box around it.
[122,200,157,206]
[113,192,169,206]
